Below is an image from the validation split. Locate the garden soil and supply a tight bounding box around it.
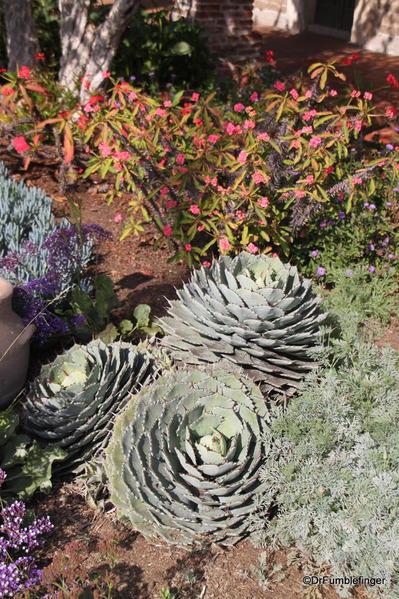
[1,39,398,596]
[1,143,393,599]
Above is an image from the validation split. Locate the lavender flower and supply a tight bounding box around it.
[316,266,326,276]
[0,469,52,597]
[310,250,318,257]
[9,224,110,345]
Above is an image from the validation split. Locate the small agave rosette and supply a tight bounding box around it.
[22,340,164,474]
[159,252,326,396]
[105,368,272,547]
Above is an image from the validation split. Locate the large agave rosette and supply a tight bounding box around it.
[159,252,326,396]
[105,367,272,547]
[22,339,167,474]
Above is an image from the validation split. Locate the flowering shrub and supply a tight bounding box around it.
[1,59,397,267]
[78,61,398,265]
[0,65,79,170]
[291,159,399,278]
[0,469,53,598]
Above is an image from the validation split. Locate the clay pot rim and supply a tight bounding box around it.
[0,277,13,301]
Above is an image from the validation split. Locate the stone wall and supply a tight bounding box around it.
[253,0,288,30]
[252,0,399,55]
[350,0,399,55]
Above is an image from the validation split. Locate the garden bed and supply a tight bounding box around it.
[3,141,396,599]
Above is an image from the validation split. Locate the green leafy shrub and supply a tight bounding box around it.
[0,407,65,501]
[21,339,167,474]
[111,6,215,94]
[159,252,326,397]
[105,367,273,547]
[56,274,119,342]
[252,339,399,598]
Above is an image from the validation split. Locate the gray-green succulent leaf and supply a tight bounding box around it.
[22,339,169,474]
[158,252,326,396]
[105,367,274,548]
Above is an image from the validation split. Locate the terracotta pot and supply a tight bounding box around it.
[0,277,35,409]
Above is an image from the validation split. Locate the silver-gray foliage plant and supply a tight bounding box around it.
[251,338,399,599]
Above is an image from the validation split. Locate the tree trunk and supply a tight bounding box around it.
[58,0,139,102]
[3,0,40,72]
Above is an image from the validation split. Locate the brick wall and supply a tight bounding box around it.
[173,0,261,59]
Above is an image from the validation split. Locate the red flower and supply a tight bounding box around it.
[386,106,398,119]
[163,225,173,237]
[12,136,29,153]
[18,65,30,79]
[34,53,45,61]
[87,94,104,106]
[77,114,89,130]
[264,50,275,63]
[1,87,14,96]
[386,73,399,89]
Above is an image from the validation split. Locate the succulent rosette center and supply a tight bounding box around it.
[105,368,272,547]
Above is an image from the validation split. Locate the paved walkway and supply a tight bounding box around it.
[228,28,399,108]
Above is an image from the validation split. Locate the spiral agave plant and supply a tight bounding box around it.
[105,367,272,547]
[159,252,326,396]
[22,339,167,474]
